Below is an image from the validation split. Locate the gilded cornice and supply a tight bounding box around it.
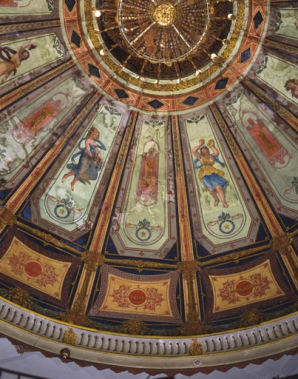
[2,298,296,371]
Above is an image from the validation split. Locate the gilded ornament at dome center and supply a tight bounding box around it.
[152,3,176,26]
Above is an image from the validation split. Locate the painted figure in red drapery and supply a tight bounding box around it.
[0,0,18,6]
[11,96,65,145]
[0,0,35,7]
[241,112,291,169]
[137,143,159,206]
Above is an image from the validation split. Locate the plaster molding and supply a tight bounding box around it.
[0,298,297,370]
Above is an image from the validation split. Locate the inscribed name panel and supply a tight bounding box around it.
[201,254,295,320]
[210,260,284,313]
[0,236,72,300]
[89,265,182,323]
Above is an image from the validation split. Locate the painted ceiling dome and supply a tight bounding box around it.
[0,0,298,375]
[96,0,232,80]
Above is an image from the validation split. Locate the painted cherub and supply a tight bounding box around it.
[192,139,229,208]
[0,41,37,84]
[285,78,298,99]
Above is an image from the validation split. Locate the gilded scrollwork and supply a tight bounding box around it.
[106,256,176,271]
[189,339,203,356]
[121,319,147,335]
[6,287,33,309]
[0,207,16,228]
[239,308,266,327]
[271,233,298,280]
[201,245,270,266]
[83,250,105,271]
[180,320,213,336]
[62,327,77,345]
[15,220,82,253]
[178,260,201,276]
[270,233,293,255]
[61,308,90,327]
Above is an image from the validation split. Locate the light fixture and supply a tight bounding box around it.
[93,0,235,83]
[60,348,70,359]
[210,53,224,64]
[92,8,101,17]
[228,13,236,20]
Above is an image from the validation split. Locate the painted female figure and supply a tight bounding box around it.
[62,126,106,191]
[192,139,229,208]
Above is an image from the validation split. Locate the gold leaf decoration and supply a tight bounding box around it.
[62,327,77,345]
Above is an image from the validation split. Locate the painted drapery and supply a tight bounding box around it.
[0,75,87,186]
[225,92,298,219]
[37,104,123,234]
[0,0,53,14]
[110,118,177,259]
[0,34,63,86]
[181,114,258,254]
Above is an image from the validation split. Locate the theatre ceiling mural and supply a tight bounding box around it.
[0,0,297,375]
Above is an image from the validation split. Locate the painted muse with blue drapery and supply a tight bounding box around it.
[192,139,229,208]
[62,126,106,191]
